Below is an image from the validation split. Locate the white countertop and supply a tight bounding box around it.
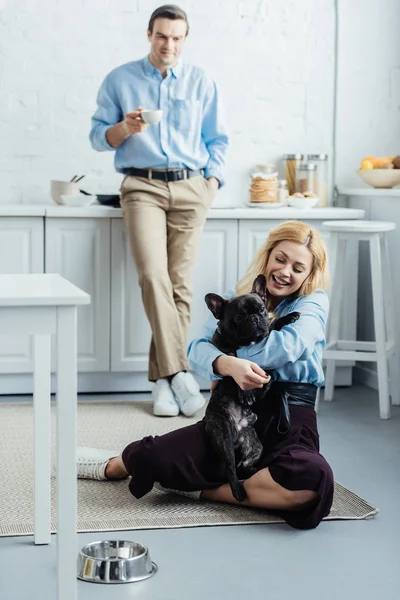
[30,205,365,220]
[338,187,400,197]
[0,274,90,306]
[0,205,47,216]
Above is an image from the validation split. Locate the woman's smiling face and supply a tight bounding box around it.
[265,240,313,302]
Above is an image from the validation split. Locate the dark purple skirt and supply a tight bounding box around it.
[121,404,334,530]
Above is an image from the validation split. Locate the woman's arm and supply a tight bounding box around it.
[237,290,329,369]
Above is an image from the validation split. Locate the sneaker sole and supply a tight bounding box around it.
[179,396,206,417]
[153,405,180,417]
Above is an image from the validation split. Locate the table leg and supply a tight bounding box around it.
[56,306,78,600]
[34,334,51,545]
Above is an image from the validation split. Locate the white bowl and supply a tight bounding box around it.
[51,180,81,204]
[288,196,319,209]
[356,169,400,189]
[60,194,95,207]
[141,109,162,125]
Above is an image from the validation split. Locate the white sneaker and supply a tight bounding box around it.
[171,371,205,417]
[153,481,201,500]
[76,447,120,480]
[153,379,180,417]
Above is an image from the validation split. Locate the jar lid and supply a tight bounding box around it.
[308,154,328,161]
[297,163,317,171]
[283,153,303,160]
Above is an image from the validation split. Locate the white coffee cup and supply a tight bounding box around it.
[141,109,163,125]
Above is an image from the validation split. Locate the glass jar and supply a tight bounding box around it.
[295,163,317,195]
[283,154,304,196]
[248,164,278,204]
[308,154,328,206]
[277,179,288,205]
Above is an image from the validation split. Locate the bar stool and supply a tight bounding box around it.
[321,220,398,419]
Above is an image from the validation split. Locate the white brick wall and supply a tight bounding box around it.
[2,0,393,206]
[335,0,400,188]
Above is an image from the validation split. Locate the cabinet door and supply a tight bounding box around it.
[110,219,151,372]
[188,220,238,341]
[0,217,44,373]
[110,219,238,372]
[238,220,282,278]
[45,218,110,372]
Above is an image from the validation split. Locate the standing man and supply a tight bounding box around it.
[90,5,229,417]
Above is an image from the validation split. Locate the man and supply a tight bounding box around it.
[90,5,229,417]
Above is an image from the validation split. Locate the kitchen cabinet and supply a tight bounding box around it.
[0,206,365,393]
[0,217,44,373]
[45,218,111,372]
[110,218,238,372]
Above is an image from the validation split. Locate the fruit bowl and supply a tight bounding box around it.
[356,169,400,189]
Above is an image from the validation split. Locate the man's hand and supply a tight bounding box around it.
[213,355,271,391]
[105,106,149,148]
[207,177,219,193]
[124,106,149,135]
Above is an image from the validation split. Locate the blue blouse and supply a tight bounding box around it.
[187,289,329,387]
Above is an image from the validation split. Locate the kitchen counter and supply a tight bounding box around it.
[0,202,364,395]
[0,205,47,216]
[5,204,366,219]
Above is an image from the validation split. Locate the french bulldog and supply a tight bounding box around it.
[204,274,300,502]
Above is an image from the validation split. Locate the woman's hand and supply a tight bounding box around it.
[213,355,271,391]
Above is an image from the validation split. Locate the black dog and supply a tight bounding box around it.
[204,274,300,502]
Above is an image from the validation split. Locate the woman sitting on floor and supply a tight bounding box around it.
[76,220,334,530]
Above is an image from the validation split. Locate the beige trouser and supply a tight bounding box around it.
[120,174,215,381]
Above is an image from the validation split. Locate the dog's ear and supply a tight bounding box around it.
[205,293,226,320]
[251,274,267,304]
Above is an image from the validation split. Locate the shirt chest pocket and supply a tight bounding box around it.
[171,98,201,133]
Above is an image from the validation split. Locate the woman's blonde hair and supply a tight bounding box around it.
[236,220,329,299]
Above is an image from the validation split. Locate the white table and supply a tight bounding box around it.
[0,274,90,600]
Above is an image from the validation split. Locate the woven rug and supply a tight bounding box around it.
[0,401,378,537]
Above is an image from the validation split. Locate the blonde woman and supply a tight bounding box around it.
[77,221,334,530]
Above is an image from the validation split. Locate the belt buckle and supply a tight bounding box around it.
[164,170,170,182]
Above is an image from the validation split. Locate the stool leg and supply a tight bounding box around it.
[382,236,400,405]
[325,235,346,401]
[33,334,51,545]
[370,235,391,419]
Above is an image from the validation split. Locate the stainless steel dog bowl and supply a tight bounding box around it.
[77,540,158,584]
